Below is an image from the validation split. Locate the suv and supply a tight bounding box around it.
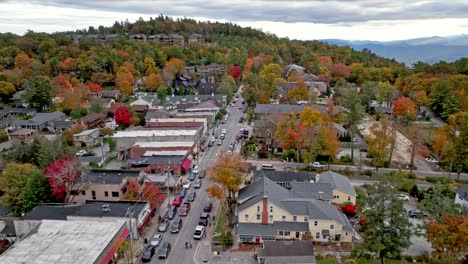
[179,203,191,216]
[142,246,155,262]
[312,162,324,168]
[170,218,183,233]
[165,205,177,220]
[199,212,210,226]
[203,201,213,212]
[158,241,172,259]
[193,225,205,240]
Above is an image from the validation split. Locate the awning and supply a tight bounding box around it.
[100,228,130,264]
[181,158,192,171]
[138,209,154,234]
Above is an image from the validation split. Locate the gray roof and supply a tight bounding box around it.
[318,171,357,196]
[142,93,227,108]
[455,184,468,199]
[145,111,172,120]
[0,108,36,118]
[253,170,311,183]
[290,182,334,200]
[12,111,65,126]
[125,155,186,168]
[258,240,315,257]
[81,169,140,184]
[254,104,305,115]
[22,205,80,220]
[237,221,309,237]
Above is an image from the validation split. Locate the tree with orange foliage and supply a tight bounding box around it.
[58,57,77,70]
[163,58,184,81]
[393,96,416,121]
[274,113,301,150]
[287,70,301,82]
[87,83,103,93]
[242,58,253,80]
[206,153,248,208]
[319,123,340,164]
[142,72,163,92]
[115,71,134,95]
[427,215,468,262]
[432,126,449,159]
[331,63,350,82]
[14,52,33,70]
[125,179,166,209]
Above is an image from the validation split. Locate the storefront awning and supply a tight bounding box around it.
[181,158,192,171]
[100,229,130,264]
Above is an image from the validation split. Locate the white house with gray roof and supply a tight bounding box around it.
[235,176,355,244]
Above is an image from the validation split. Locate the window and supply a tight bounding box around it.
[104,191,109,197]
[269,215,273,222]
[269,206,273,213]
[330,224,334,229]
[314,221,318,226]
[316,232,320,239]
[257,206,261,212]
[293,216,297,221]
[282,216,286,221]
[112,192,119,197]
[348,196,351,201]
[256,215,261,220]
[284,231,290,236]
[244,214,249,221]
[91,190,96,200]
[304,216,308,222]
[278,231,283,236]
[81,190,85,195]
[70,190,78,195]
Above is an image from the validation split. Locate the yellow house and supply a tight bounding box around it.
[235,176,355,244]
[315,171,358,205]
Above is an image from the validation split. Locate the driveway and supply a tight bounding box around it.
[402,202,433,256]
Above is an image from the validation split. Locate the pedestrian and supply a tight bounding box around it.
[213,215,216,222]
[189,242,193,248]
[185,241,188,249]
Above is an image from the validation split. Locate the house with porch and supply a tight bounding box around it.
[73,128,100,147]
[235,176,355,245]
[11,111,65,131]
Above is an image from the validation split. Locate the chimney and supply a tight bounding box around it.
[262,195,269,225]
[318,191,324,200]
[316,174,320,183]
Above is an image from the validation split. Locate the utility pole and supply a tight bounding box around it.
[127,208,134,264]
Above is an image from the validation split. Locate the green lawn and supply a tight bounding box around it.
[215,205,227,233]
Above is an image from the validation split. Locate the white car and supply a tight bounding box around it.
[75,150,87,157]
[396,194,409,201]
[183,180,191,189]
[221,128,227,134]
[193,225,205,240]
[192,165,200,175]
[312,162,324,168]
[150,233,163,247]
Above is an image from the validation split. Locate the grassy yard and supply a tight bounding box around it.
[215,204,227,233]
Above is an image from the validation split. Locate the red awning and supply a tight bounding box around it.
[181,158,192,171]
[138,209,155,234]
[100,229,130,264]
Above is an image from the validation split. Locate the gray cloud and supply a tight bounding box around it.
[19,0,468,24]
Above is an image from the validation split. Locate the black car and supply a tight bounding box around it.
[408,209,428,218]
[142,246,155,262]
[165,205,177,220]
[188,173,196,181]
[203,201,213,212]
[239,117,244,123]
[158,241,172,259]
[170,218,183,233]
[199,212,210,226]
[187,192,197,202]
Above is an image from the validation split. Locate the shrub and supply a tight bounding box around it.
[426,177,450,184]
[340,155,353,163]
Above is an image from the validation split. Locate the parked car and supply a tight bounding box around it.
[158,241,172,259]
[220,133,225,140]
[142,246,155,262]
[203,201,213,212]
[172,197,183,207]
[217,139,223,146]
[165,205,177,220]
[208,137,216,147]
[239,117,244,123]
[188,173,196,181]
[170,218,183,233]
[227,144,235,154]
[194,179,202,189]
[408,209,428,218]
[396,194,410,201]
[221,128,227,134]
[183,180,191,189]
[179,203,191,216]
[198,171,205,178]
[187,192,197,202]
[192,165,200,174]
[158,218,170,232]
[193,225,205,240]
[199,212,210,226]
[150,233,163,247]
[312,162,324,168]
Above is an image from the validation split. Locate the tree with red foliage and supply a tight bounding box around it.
[44,156,82,203]
[393,96,416,121]
[125,180,166,209]
[229,65,242,82]
[342,204,357,217]
[87,83,103,93]
[331,63,351,82]
[115,105,132,127]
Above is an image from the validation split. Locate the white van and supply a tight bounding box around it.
[260,164,274,171]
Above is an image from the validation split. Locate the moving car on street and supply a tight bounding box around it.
[312,162,324,168]
[158,241,172,259]
[142,246,155,262]
[186,192,197,202]
[179,203,191,216]
[192,165,200,174]
[170,218,183,233]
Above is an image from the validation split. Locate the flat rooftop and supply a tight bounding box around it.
[82,169,141,184]
[133,141,194,148]
[0,219,126,264]
[143,150,189,156]
[112,129,197,138]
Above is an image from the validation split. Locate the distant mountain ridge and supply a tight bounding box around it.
[321,35,468,66]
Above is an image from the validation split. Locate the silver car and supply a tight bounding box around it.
[150,233,163,247]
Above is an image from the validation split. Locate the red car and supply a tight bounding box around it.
[172,197,183,207]
[179,203,191,216]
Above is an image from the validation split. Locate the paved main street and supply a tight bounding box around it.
[148,95,246,264]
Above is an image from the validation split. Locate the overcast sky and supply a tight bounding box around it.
[1,0,468,41]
